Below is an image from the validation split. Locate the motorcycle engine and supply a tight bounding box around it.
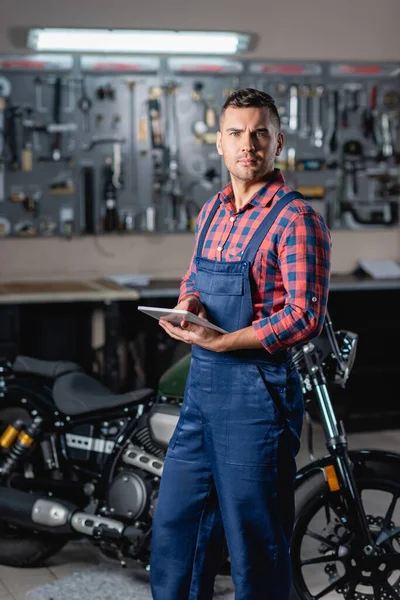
[107,469,150,521]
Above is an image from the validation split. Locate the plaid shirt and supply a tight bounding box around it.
[179,169,331,354]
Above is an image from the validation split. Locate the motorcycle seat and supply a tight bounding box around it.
[13,355,82,379]
[53,371,154,416]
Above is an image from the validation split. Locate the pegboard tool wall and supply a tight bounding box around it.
[0,55,399,239]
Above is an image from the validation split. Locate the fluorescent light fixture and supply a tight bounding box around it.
[27,28,250,55]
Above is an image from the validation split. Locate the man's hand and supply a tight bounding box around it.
[159,317,223,351]
[160,295,224,351]
[175,295,207,328]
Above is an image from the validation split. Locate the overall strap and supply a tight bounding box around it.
[241,191,304,265]
[196,196,221,257]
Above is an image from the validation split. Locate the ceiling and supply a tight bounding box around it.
[0,0,400,61]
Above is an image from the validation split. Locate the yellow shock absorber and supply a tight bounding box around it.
[17,431,35,447]
[0,425,21,449]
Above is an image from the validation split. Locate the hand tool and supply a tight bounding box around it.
[4,104,21,171]
[361,86,378,145]
[82,166,95,234]
[112,142,122,189]
[81,136,126,152]
[341,140,364,198]
[288,85,298,132]
[37,77,77,162]
[0,76,11,201]
[51,77,63,161]
[298,85,311,139]
[311,85,324,148]
[163,81,186,231]
[77,76,92,133]
[33,77,47,113]
[126,80,138,194]
[380,113,393,158]
[191,82,219,144]
[340,88,351,128]
[327,90,339,154]
[103,158,119,232]
[21,107,35,172]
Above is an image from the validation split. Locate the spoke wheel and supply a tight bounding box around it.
[291,477,400,600]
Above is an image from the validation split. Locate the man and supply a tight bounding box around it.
[150,88,331,600]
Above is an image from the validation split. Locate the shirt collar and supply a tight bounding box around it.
[217,168,286,212]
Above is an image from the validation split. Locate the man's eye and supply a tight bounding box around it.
[230,131,240,136]
[256,131,266,137]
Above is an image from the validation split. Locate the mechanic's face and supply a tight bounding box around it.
[217,106,284,182]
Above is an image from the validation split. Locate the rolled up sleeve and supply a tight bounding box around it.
[253,211,331,353]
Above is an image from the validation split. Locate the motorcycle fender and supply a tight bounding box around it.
[1,380,55,419]
[295,449,400,491]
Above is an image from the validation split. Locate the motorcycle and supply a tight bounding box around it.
[0,313,398,600]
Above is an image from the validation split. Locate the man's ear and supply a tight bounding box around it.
[276,132,284,157]
[216,131,223,156]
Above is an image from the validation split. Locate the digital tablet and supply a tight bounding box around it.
[138,306,228,334]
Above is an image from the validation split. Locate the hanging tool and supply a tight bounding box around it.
[37,77,77,162]
[311,85,324,148]
[4,104,21,171]
[361,86,378,146]
[81,136,126,152]
[380,113,393,159]
[288,85,298,132]
[21,107,35,172]
[0,76,11,202]
[33,77,47,113]
[163,81,186,231]
[77,76,92,133]
[191,82,219,144]
[340,88,351,128]
[112,142,123,189]
[82,166,96,234]
[298,85,311,139]
[102,157,119,232]
[341,140,365,198]
[326,90,339,154]
[51,76,62,161]
[126,80,138,194]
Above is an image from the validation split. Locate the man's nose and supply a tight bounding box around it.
[241,132,256,152]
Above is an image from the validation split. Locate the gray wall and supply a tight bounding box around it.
[1,1,399,281]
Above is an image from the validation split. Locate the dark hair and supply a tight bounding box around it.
[220,88,280,131]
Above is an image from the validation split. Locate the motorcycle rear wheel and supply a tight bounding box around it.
[0,406,67,567]
[291,475,400,600]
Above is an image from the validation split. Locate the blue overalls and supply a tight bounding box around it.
[150,191,304,600]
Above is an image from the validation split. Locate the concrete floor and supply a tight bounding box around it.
[0,425,398,600]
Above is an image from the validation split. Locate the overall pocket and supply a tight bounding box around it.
[226,363,282,467]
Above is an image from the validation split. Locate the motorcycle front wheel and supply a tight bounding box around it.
[291,476,400,600]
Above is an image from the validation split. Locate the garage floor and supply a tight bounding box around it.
[0,425,398,600]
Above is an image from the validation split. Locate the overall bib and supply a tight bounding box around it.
[150,191,304,600]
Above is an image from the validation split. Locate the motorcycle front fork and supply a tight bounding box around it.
[312,378,375,553]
